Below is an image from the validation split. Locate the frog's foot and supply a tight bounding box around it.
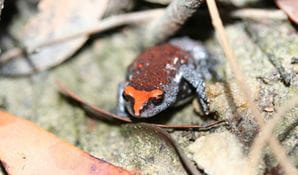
[197,91,210,115]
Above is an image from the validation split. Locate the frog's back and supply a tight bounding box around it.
[127,44,192,91]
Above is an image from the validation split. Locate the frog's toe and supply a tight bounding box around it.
[199,98,210,115]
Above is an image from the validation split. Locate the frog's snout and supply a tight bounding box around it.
[123,85,163,117]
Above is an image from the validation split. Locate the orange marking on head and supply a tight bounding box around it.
[124,86,163,116]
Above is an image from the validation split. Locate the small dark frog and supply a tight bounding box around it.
[116,37,215,118]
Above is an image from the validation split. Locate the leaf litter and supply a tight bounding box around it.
[0,0,108,75]
[0,110,136,175]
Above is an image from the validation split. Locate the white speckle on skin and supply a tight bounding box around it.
[166,64,176,71]
[174,71,182,83]
[173,57,179,64]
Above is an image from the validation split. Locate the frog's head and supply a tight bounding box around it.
[123,85,164,118]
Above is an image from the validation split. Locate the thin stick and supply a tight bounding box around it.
[153,120,226,129]
[231,9,287,20]
[143,0,203,47]
[205,0,298,175]
[56,80,225,130]
[0,9,164,64]
[0,48,25,64]
[56,81,132,123]
[31,9,164,51]
[249,96,298,174]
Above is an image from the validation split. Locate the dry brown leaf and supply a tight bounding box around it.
[275,0,298,24]
[0,0,108,75]
[0,110,136,175]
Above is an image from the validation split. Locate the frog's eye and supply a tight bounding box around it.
[150,94,163,105]
[122,92,130,100]
[122,92,134,102]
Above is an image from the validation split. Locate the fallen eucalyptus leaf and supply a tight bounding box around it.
[0,110,136,175]
[275,0,298,25]
[0,0,108,75]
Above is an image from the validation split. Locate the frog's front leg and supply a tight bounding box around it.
[179,64,210,115]
[116,82,129,117]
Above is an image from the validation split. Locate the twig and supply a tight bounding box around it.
[0,9,164,64]
[231,9,287,20]
[56,80,225,130]
[143,0,203,47]
[153,120,226,129]
[56,80,132,123]
[0,48,25,64]
[104,0,135,17]
[205,0,298,175]
[248,96,298,175]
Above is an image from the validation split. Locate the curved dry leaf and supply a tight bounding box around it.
[0,110,136,175]
[0,0,108,76]
[275,0,298,24]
